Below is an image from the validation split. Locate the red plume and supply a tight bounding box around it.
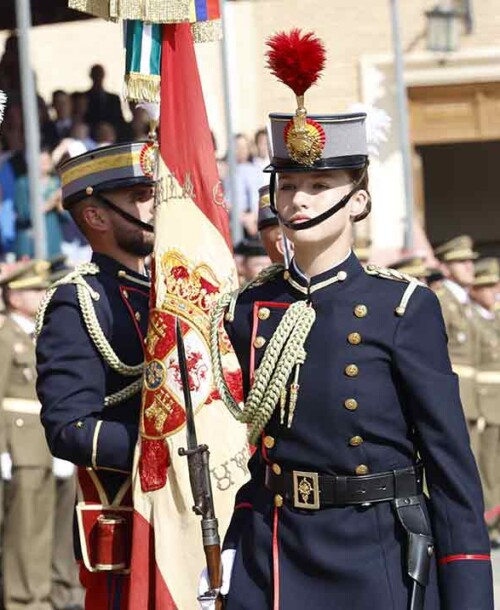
[266,29,326,97]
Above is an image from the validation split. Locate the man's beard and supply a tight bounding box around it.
[114,225,154,257]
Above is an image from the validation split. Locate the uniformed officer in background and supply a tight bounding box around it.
[470,258,500,547]
[36,141,155,610]
[257,185,287,265]
[434,235,481,454]
[0,259,82,610]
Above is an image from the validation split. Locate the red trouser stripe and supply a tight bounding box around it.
[439,554,491,565]
[273,507,280,610]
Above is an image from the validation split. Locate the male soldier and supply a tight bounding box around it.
[257,184,287,265]
[390,254,430,284]
[470,258,500,547]
[434,235,481,454]
[0,259,80,610]
[36,141,156,610]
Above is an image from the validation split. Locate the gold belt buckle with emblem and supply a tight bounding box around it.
[292,470,320,510]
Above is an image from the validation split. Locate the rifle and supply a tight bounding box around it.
[175,318,224,610]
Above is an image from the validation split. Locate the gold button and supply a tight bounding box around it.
[85,186,93,196]
[118,270,126,278]
[355,464,369,476]
[253,336,266,349]
[354,304,368,318]
[344,398,358,411]
[135,311,141,321]
[15,418,24,428]
[272,463,282,475]
[283,271,290,280]
[263,435,275,449]
[349,436,364,447]
[258,307,271,321]
[274,494,284,508]
[75,421,84,429]
[348,332,362,345]
[337,271,348,281]
[122,290,129,299]
[345,364,359,377]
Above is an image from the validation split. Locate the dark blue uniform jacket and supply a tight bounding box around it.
[36,253,149,509]
[223,252,493,610]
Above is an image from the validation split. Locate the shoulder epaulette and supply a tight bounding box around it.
[34,262,143,405]
[365,264,426,317]
[241,263,285,293]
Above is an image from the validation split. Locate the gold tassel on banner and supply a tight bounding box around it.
[124,73,161,104]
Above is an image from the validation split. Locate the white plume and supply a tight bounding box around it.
[0,90,7,126]
[349,103,392,157]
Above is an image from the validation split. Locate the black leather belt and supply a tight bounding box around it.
[265,463,423,510]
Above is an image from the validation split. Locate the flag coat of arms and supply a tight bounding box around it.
[128,22,248,610]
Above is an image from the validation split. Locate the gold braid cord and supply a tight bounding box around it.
[210,266,316,445]
[35,263,144,406]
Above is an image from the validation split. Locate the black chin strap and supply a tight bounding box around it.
[94,193,155,233]
[279,185,359,231]
[269,171,365,232]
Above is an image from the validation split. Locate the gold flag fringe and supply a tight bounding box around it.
[69,0,221,43]
[191,19,222,43]
[124,73,161,103]
[69,0,191,22]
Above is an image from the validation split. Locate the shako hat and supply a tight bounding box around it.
[257,184,279,232]
[265,29,368,174]
[59,140,157,208]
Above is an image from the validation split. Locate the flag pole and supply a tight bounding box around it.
[220,0,242,245]
[16,0,47,259]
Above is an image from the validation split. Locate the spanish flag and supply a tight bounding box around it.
[128,23,248,610]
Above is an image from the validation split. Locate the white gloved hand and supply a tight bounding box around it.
[52,457,75,478]
[197,549,237,610]
[1,452,12,481]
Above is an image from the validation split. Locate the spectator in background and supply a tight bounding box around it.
[38,95,58,150]
[0,34,21,96]
[69,122,96,151]
[253,128,269,172]
[94,121,117,147]
[84,64,125,140]
[71,91,89,125]
[224,133,261,239]
[14,148,64,259]
[0,100,26,259]
[51,90,73,141]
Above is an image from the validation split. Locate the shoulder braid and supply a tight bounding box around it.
[364,264,426,317]
[210,265,315,444]
[35,262,143,407]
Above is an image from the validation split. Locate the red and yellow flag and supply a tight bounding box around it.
[128,23,247,610]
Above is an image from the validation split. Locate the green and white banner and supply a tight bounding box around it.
[124,20,162,103]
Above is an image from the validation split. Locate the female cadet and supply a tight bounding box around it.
[205,31,493,610]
